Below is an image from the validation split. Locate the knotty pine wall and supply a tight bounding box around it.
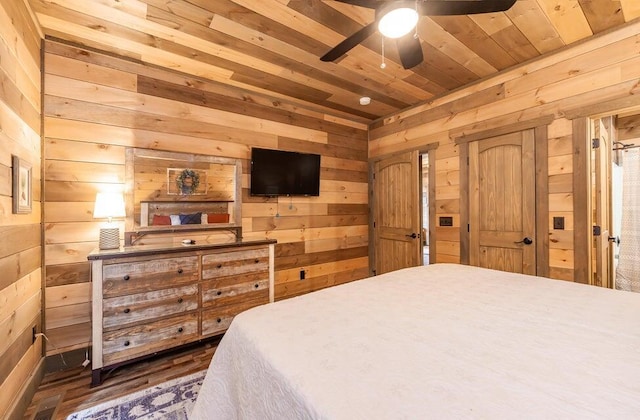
[43,39,369,357]
[0,0,43,418]
[370,20,640,283]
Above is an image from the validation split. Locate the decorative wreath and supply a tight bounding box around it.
[175,168,200,195]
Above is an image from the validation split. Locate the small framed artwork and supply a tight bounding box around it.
[167,168,208,195]
[12,155,32,214]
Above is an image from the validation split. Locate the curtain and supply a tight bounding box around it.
[616,148,640,292]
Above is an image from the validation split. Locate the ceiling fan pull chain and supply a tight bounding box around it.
[380,36,386,69]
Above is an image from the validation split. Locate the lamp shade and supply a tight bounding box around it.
[378,7,419,39]
[93,192,126,219]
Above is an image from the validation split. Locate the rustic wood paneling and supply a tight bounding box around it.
[0,316,41,389]
[0,64,40,133]
[45,262,90,287]
[43,39,369,357]
[275,246,368,270]
[275,266,370,300]
[0,1,42,419]
[26,0,639,122]
[43,322,91,356]
[252,215,367,232]
[371,84,506,138]
[616,113,640,141]
[136,75,368,139]
[0,245,41,292]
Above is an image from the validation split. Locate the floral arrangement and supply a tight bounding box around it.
[175,168,200,195]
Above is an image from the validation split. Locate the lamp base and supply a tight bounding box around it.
[99,227,120,250]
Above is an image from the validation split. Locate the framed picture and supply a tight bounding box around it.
[12,155,32,214]
[167,168,208,195]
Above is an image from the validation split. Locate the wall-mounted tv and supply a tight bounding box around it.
[250,147,321,196]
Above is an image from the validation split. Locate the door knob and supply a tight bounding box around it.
[405,233,417,239]
[514,237,533,245]
[608,236,620,245]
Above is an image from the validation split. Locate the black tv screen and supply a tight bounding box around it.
[250,148,321,196]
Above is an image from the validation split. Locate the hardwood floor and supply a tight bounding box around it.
[23,340,218,420]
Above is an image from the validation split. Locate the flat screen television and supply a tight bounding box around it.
[250,147,321,196]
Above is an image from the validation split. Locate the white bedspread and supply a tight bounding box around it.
[190,263,640,419]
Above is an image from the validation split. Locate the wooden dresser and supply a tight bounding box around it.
[88,240,275,386]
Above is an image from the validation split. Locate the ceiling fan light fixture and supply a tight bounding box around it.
[377,7,419,39]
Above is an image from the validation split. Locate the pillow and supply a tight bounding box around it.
[208,213,230,223]
[180,212,202,225]
[152,214,171,226]
[170,214,181,226]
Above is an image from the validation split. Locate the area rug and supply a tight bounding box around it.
[66,370,206,420]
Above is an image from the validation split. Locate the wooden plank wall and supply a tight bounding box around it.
[617,113,640,143]
[369,20,640,282]
[0,0,44,418]
[43,40,370,356]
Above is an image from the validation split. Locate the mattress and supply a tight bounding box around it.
[190,263,640,419]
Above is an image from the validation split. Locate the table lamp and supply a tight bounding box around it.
[93,192,126,250]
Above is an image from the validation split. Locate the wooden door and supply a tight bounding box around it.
[469,130,537,275]
[373,151,422,274]
[592,118,613,288]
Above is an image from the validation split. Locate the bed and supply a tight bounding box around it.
[189,263,640,419]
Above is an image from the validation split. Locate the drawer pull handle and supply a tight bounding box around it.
[124,308,130,314]
[178,327,184,333]
[123,275,130,281]
[254,259,259,264]
[178,297,183,303]
[216,291,222,296]
[124,340,130,347]
[216,264,222,269]
[177,268,183,274]
[217,318,222,323]
[254,284,259,289]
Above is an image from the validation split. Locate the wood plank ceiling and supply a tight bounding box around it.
[28,0,640,123]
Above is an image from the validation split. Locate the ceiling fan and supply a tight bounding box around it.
[321,0,518,69]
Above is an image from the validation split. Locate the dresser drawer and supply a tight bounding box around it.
[202,271,269,309]
[103,285,198,331]
[102,313,198,365]
[202,247,269,279]
[202,299,266,337]
[102,256,199,297]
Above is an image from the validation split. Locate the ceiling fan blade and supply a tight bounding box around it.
[320,22,377,62]
[396,33,423,70]
[418,0,518,16]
